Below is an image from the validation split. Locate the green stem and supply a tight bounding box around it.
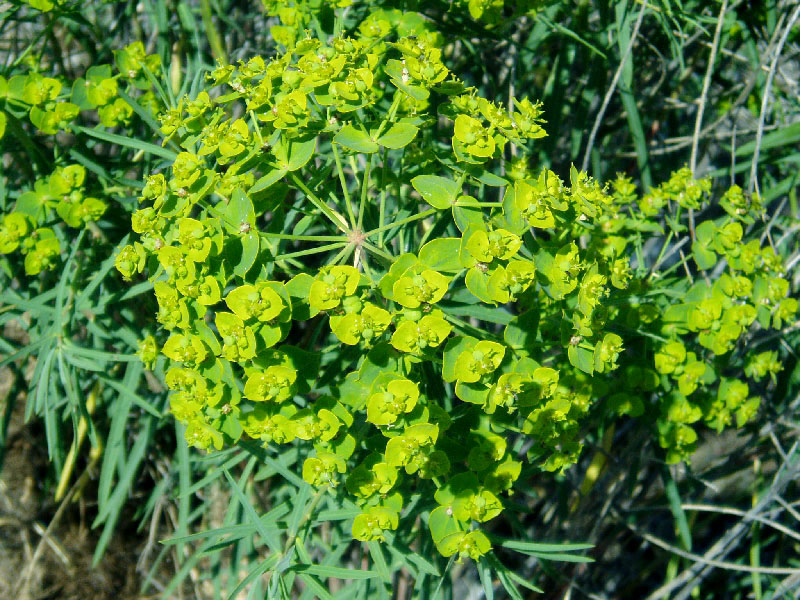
[141,64,175,108]
[333,8,343,38]
[328,243,355,266]
[249,111,264,145]
[267,487,328,588]
[290,487,327,541]
[11,16,56,68]
[263,233,348,242]
[199,0,227,64]
[362,242,394,264]
[418,218,437,248]
[647,230,674,280]
[443,313,502,342]
[658,251,693,279]
[365,208,438,238]
[458,202,502,208]
[46,14,69,78]
[275,257,305,271]
[379,147,388,248]
[201,198,345,244]
[373,92,403,139]
[291,173,350,234]
[360,252,377,283]
[2,111,48,176]
[332,143,357,229]
[357,153,373,231]
[272,242,347,262]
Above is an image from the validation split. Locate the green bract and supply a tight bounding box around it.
[392,269,451,308]
[309,265,361,310]
[352,505,400,542]
[366,377,419,426]
[452,339,506,384]
[391,312,452,354]
[330,302,392,345]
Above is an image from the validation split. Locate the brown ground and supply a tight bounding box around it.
[0,365,146,600]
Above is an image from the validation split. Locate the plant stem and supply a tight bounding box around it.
[373,92,403,139]
[199,0,227,64]
[379,147,388,248]
[362,241,394,263]
[272,242,347,262]
[262,233,349,242]
[332,143,357,229]
[291,173,350,234]
[357,153,373,231]
[328,243,355,266]
[365,208,438,238]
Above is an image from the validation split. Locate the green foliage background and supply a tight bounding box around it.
[1,0,799,598]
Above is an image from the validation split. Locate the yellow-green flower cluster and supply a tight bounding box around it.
[110,7,797,562]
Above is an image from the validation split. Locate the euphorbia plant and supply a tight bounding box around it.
[110,5,797,566]
[2,0,797,596]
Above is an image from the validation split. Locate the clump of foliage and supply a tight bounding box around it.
[2,0,799,597]
[109,6,795,562]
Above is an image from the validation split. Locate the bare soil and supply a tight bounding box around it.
[0,366,147,600]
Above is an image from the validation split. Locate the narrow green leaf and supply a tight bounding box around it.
[223,467,275,551]
[176,422,191,558]
[184,450,247,496]
[226,555,280,600]
[0,335,54,369]
[162,511,285,545]
[735,121,800,156]
[97,365,138,511]
[477,557,495,600]
[314,508,361,522]
[384,533,440,577]
[497,538,594,553]
[505,568,544,593]
[93,414,155,565]
[75,234,130,309]
[661,464,692,551]
[73,125,177,160]
[117,88,171,140]
[287,482,312,537]
[294,564,378,580]
[98,375,163,418]
[487,554,524,600]
[367,541,392,584]
[529,553,594,563]
[297,574,334,600]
